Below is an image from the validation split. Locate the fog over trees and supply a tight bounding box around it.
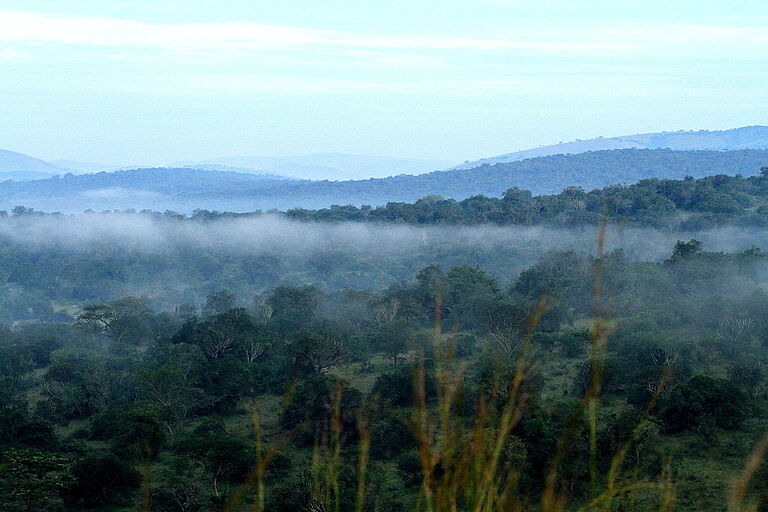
[2,170,768,511]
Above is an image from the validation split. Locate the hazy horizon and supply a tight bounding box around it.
[6,125,768,177]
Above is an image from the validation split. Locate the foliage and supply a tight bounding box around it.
[0,448,68,512]
[0,231,767,511]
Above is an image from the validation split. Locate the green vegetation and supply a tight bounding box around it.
[287,168,768,228]
[7,171,768,326]
[2,233,768,511]
[4,172,768,510]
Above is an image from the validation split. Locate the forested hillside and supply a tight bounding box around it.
[287,168,768,229]
[2,150,767,212]
[259,149,768,206]
[0,167,296,196]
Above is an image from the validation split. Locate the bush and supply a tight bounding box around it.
[662,375,748,432]
[370,413,415,460]
[63,453,140,509]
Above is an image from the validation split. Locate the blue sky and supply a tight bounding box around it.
[1,1,767,165]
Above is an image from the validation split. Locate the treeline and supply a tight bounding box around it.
[2,242,768,511]
[0,161,768,231]
[6,168,768,229]
[13,168,760,229]
[285,169,768,228]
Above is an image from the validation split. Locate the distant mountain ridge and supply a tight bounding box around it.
[0,149,63,180]
[0,167,302,211]
[5,125,768,182]
[455,125,768,169]
[221,149,768,208]
[3,149,768,213]
[188,153,452,180]
[50,159,125,173]
[2,151,451,181]
[0,167,299,194]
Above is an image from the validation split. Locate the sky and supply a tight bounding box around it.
[1,0,768,166]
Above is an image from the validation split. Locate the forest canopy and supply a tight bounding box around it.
[2,240,768,511]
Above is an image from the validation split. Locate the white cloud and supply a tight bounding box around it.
[0,11,625,53]
[3,11,768,60]
[0,12,329,48]
[76,73,523,96]
[340,50,442,68]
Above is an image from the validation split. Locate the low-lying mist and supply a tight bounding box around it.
[1,212,766,259]
[1,212,767,322]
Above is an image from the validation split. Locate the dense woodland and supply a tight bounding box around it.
[2,172,768,511]
[1,238,768,509]
[8,168,768,229]
[41,166,764,228]
[285,168,768,228]
[2,171,768,325]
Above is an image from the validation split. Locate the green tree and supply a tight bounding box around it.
[194,308,255,360]
[291,329,348,374]
[174,432,253,498]
[663,375,748,432]
[62,453,139,509]
[371,320,411,365]
[202,290,236,316]
[75,297,153,345]
[445,265,500,328]
[136,364,206,434]
[667,239,703,263]
[268,286,320,331]
[0,377,28,446]
[111,407,164,461]
[0,448,68,512]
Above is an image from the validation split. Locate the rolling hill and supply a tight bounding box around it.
[188,153,452,180]
[455,125,768,169]
[0,149,62,180]
[2,149,768,213]
[0,167,301,212]
[50,159,125,173]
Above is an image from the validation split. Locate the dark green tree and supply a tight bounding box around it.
[0,448,68,512]
[62,453,140,509]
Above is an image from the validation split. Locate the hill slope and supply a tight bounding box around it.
[204,149,768,209]
[50,159,125,173]
[2,149,767,212]
[0,167,301,212]
[456,126,768,169]
[190,153,452,180]
[0,149,62,179]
